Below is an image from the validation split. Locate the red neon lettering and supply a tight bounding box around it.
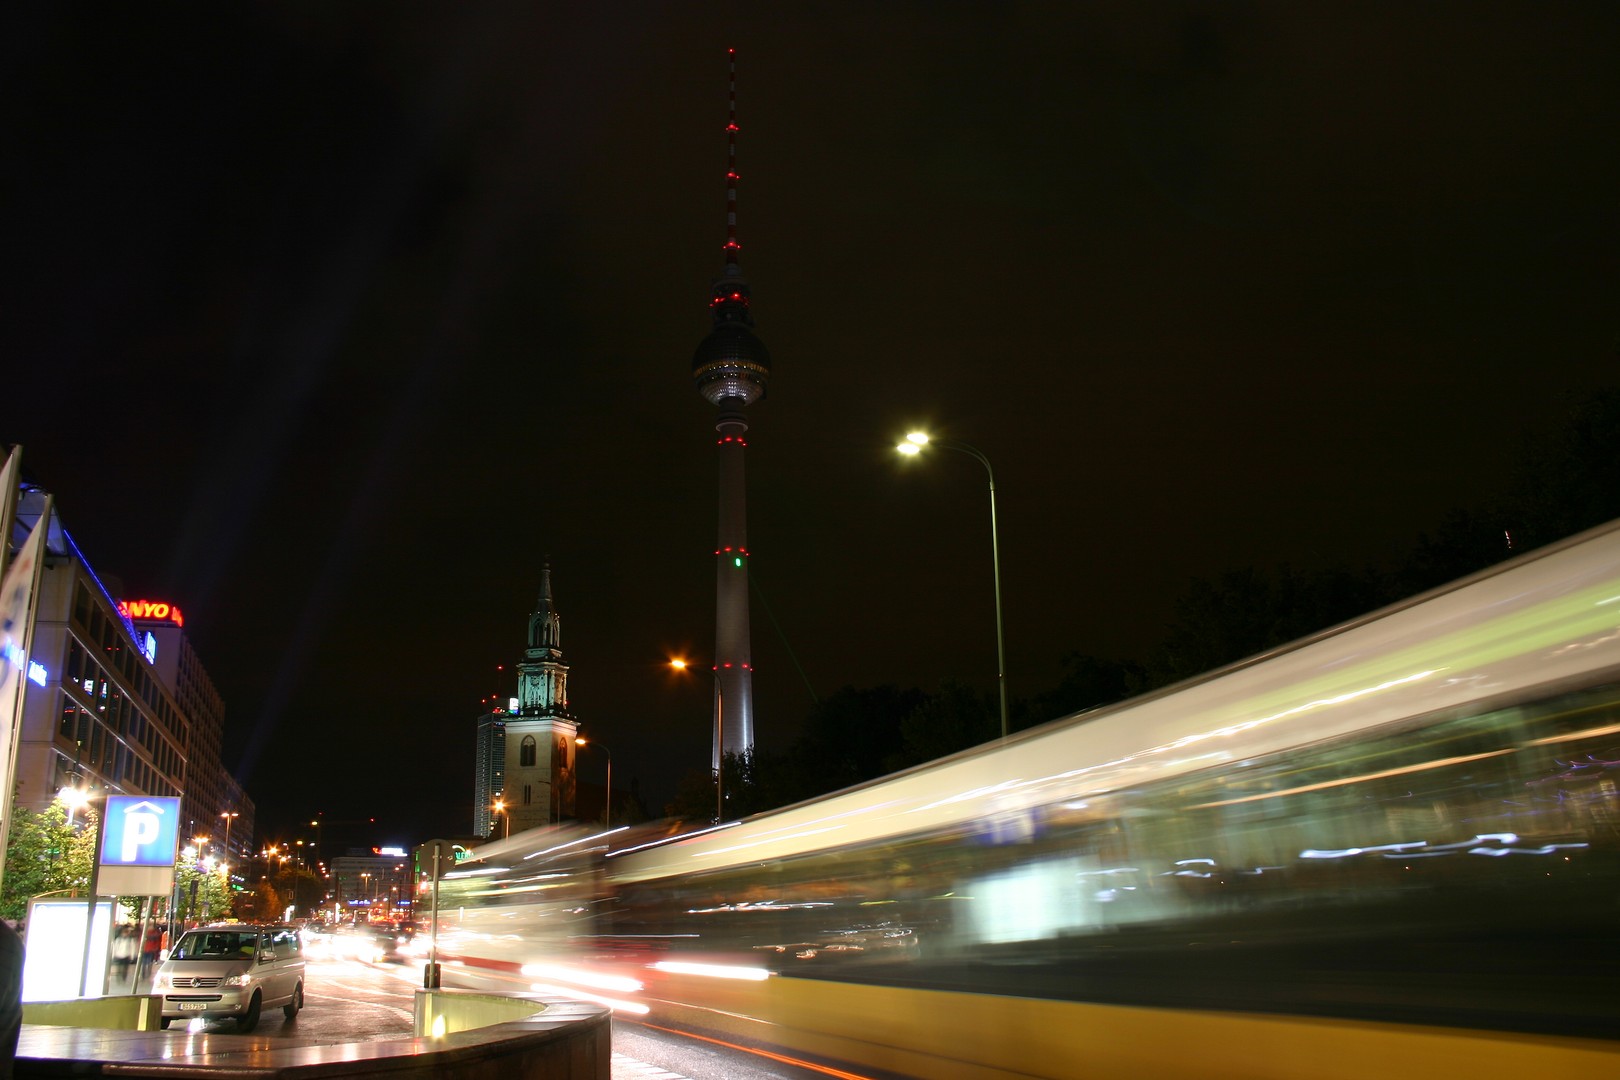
[119,600,185,627]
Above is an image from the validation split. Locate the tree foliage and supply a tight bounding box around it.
[1,800,99,921]
[897,680,998,765]
[1504,387,1620,551]
[1141,564,1386,690]
[172,861,231,925]
[1022,655,1140,728]
[234,877,283,923]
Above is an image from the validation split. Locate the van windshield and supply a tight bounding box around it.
[171,930,259,960]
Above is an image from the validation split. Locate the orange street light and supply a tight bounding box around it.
[576,737,613,828]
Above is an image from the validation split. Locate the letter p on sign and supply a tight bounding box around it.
[122,810,160,863]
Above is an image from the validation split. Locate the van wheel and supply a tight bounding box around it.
[237,991,261,1033]
[159,1018,172,1030]
[283,983,302,1021]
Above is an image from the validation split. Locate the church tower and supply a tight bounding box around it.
[691,48,769,772]
[502,563,577,833]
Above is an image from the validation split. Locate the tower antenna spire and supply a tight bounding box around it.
[725,46,740,268]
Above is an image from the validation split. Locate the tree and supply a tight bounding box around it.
[1021,655,1140,729]
[664,749,781,821]
[1,800,99,921]
[664,766,719,822]
[895,680,998,768]
[1505,387,1620,550]
[172,861,231,925]
[1142,564,1385,689]
[793,685,924,792]
[235,878,283,923]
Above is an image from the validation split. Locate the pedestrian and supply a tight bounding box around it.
[139,923,162,984]
[111,924,137,982]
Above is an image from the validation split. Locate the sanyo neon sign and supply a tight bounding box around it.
[118,600,184,628]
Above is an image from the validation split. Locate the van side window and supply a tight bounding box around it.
[272,928,301,956]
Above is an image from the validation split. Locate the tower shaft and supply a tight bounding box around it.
[713,413,754,770]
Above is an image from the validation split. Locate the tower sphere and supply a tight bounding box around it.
[692,322,771,407]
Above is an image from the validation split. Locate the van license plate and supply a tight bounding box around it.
[179,1003,208,1011]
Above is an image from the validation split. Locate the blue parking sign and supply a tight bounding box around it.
[100,796,181,868]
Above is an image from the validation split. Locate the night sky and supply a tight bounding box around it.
[3,5,1616,847]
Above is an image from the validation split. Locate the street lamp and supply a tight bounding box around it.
[309,814,323,872]
[56,785,91,827]
[670,657,724,822]
[491,798,510,840]
[575,737,613,828]
[897,431,1010,740]
[219,812,239,860]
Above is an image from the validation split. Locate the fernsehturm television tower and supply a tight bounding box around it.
[691,47,769,772]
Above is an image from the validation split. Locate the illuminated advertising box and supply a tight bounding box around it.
[97,795,181,896]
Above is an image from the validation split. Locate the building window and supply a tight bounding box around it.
[520,735,537,767]
[523,784,532,806]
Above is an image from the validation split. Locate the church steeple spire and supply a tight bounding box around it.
[528,560,561,651]
[519,560,568,715]
[499,561,580,833]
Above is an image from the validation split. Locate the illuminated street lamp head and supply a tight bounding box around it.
[897,431,931,455]
[669,658,689,672]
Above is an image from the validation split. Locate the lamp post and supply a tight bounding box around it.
[492,798,509,840]
[309,814,323,875]
[897,431,1010,740]
[671,658,725,822]
[575,737,613,828]
[219,811,239,861]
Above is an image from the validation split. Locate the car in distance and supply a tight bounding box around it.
[151,923,305,1031]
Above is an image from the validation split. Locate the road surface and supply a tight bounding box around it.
[168,956,889,1080]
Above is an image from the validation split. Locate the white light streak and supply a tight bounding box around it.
[652,960,772,981]
[607,821,742,859]
[522,826,629,861]
[520,963,643,993]
[528,982,649,1015]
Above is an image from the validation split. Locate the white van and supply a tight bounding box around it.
[151,923,305,1031]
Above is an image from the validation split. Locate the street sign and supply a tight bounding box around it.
[98,795,181,896]
[100,797,181,867]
